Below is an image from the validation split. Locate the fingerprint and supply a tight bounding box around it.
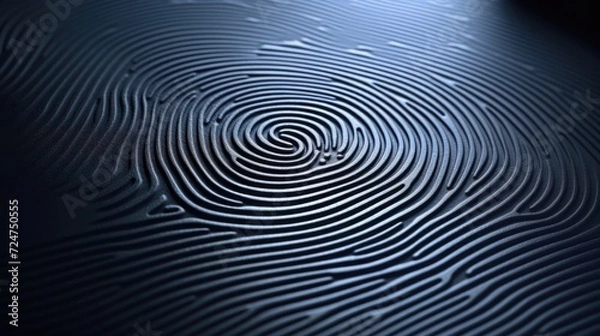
[1,0,600,335]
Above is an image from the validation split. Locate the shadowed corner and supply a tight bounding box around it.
[511,0,599,49]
